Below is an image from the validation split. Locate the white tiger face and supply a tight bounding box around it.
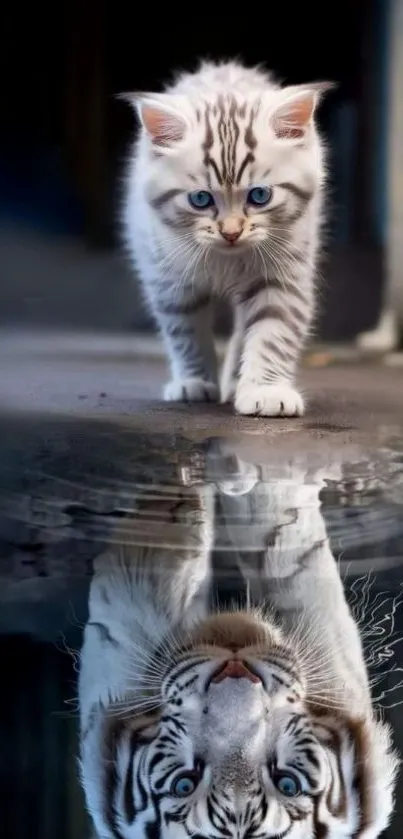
[92,613,397,839]
[153,646,329,839]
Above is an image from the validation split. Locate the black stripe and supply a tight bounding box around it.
[81,701,99,740]
[313,797,329,838]
[262,340,296,363]
[206,155,224,186]
[136,749,151,812]
[164,322,194,339]
[236,151,254,184]
[104,720,129,839]
[158,733,177,746]
[295,735,315,747]
[164,656,208,691]
[150,189,182,209]
[105,717,158,835]
[278,182,313,203]
[245,303,288,331]
[207,795,223,830]
[159,294,210,316]
[217,100,229,182]
[238,277,270,304]
[287,282,311,306]
[161,212,194,230]
[303,747,321,771]
[145,816,161,839]
[88,621,120,647]
[245,303,304,336]
[167,715,187,735]
[100,584,111,605]
[261,656,299,681]
[271,671,287,687]
[284,714,305,735]
[153,765,174,792]
[123,732,137,822]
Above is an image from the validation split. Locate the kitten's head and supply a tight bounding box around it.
[126,80,332,254]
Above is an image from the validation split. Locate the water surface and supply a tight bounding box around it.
[1,412,403,838]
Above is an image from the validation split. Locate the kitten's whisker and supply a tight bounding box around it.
[258,242,288,290]
[160,242,197,273]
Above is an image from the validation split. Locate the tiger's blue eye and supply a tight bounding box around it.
[275,773,301,797]
[247,186,273,206]
[171,773,198,797]
[188,190,215,210]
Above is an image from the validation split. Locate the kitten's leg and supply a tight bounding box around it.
[356,307,400,352]
[233,281,310,417]
[220,308,244,403]
[157,302,219,403]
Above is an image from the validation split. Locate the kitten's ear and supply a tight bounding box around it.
[270,82,334,140]
[118,91,187,147]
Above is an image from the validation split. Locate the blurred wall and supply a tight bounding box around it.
[387,0,403,320]
[0,1,389,341]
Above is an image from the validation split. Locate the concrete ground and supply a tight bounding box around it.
[2,328,403,839]
[1,328,403,450]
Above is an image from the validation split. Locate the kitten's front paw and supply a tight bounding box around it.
[164,378,219,403]
[220,378,237,404]
[234,383,304,417]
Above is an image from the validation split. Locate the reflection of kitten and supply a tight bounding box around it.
[79,446,398,839]
[123,61,332,416]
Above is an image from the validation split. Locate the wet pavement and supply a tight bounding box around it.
[2,336,403,443]
[2,363,403,838]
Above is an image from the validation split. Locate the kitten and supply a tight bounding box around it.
[122,61,332,416]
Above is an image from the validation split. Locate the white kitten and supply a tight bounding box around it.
[123,61,332,416]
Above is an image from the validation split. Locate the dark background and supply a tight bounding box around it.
[0,0,388,339]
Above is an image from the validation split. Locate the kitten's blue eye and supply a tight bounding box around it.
[275,773,301,797]
[188,190,215,210]
[247,186,273,206]
[171,773,198,797]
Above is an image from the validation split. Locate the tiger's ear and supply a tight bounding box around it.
[270,81,334,140]
[118,92,188,147]
[349,717,399,838]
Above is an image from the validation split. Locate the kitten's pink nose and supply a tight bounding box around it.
[219,219,244,244]
[221,230,242,243]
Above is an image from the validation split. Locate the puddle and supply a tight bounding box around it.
[1,412,403,838]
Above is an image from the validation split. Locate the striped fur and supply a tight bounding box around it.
[123,61,331,415]
[79,447,398,838]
